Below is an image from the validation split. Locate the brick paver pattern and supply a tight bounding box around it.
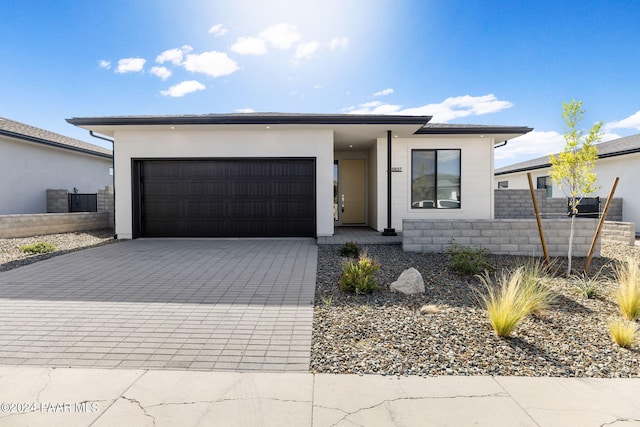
[0,239,317,372]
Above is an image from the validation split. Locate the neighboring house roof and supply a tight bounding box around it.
[0,116,112,159]
[495,133,640,176]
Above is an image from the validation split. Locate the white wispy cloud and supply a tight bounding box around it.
[373,88,393,97]
[156,45,193,65]
[259,23,301,49]
[295,41,319,60]
[98,59,111,69]
[150,66,171,80]
[160,80,205,97]
[208,24,228,36]
[604,110,640,131]
[344,94,514,122]
[182,51,240,78]
[329,37,349,50]
[494,131,565,162]
[115,57,146,74]
[235,108,255,113]
[230,36,267,55]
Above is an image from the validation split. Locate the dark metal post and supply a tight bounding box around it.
[382,130,397,236]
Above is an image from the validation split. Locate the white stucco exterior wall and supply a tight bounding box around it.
[113,128,334,239]
[494,152,640,232]
[375,136,495,231]
[0,136,113,214]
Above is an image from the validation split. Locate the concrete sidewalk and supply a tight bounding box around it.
[0,366,638,426]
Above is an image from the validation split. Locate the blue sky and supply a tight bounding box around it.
[2,0,639,167]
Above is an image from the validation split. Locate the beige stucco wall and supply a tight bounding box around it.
[375,136,495,231]
[113,128,334,239]
[0,136,113,214]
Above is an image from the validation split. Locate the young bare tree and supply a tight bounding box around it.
[549,100,602,276]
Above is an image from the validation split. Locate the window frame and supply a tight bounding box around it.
[498,180,509,189]
[410,149,461,210]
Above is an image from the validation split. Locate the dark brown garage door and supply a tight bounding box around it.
[133,159,315,237]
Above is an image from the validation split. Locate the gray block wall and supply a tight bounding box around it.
[602,221,636,245]
[403,218,601,257]
[46,189,69,213]
[494,189,622,221]
[97,185,115,228]
[0,212,110,238]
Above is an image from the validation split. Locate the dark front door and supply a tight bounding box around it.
[135,159,316,237]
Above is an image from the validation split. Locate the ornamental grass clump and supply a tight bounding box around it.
[478,269,530,338]
[339,254,380,294]
[520,258,555,315]
[338,241,360,258]
[608,319,637,349]
[614,260,640,321]
[478,262,554,338]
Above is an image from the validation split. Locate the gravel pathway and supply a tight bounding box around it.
[312,242,640,378]
[0,229,117,272]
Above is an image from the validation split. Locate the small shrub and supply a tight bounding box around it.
[477,269,530,338]
[614,260,640,321]
[448,243,493,276]
[608,319,637,348]
[19,242,57,254]
[339,254,380,294]
[338,241,360,258]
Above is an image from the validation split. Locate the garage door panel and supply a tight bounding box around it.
[138,159,315,237]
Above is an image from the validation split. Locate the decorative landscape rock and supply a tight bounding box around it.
[312,242,640,378]
[390,267,425,295]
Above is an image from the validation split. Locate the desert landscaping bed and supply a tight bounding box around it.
[0,229,117,272]
[312,242,640,377]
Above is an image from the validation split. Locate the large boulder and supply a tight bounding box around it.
[390,267,425,295]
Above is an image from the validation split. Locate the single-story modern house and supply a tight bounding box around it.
[0,116,113,214]
[494,133,640,233]
[67,113,532,239]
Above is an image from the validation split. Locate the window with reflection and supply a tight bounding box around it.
[411,149,461,209]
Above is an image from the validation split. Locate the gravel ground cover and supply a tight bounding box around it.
[312,241,640,377]
[0,229,117,272]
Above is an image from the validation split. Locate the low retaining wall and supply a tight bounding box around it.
[0,212,110,239]
[403,218,601,257]
[601,221,636,245]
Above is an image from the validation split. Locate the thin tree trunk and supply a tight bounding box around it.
[567,214,575,277]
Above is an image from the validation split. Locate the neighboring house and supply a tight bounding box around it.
[494,133,640,231]
[67,113,531,239]
[0,117,113,214]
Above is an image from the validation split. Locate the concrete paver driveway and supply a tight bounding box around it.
[0,239,317,372]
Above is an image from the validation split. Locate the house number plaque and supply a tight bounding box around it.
[391,167,402,172]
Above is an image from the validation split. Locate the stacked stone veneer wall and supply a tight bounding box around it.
[0,212,110,238]
[494,189,623,221]
[403,218,601,257]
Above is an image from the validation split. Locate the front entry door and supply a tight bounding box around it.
[339,159,366,224]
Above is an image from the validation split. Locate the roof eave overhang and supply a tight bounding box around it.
[66,114,432,127]
[0,129,112,159]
